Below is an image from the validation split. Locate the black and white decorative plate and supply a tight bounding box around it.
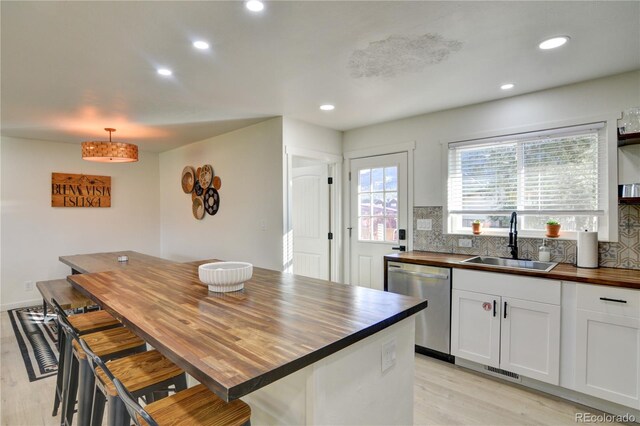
[194,180,204,196]
[204,188,220,215]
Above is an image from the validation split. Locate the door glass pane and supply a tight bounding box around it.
[359,169,371,192]
[385,192,397,217]
[371,168,384,191]
[386,217,398,241]
[384,167,397,191]
[359,217,371,240]
[372,216,385,241]
[356,162,400,243]
[359,194,371,216]
[372,193,384,216]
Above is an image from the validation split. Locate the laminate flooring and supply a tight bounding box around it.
[0,312,627,425]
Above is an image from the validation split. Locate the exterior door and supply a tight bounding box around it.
[349,153,407,290]
[451,289,501,368]
[500,297,560,385]
[292,164,330,279]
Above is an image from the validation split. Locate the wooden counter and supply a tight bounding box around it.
[60,251,175,274]
[385,252,640,290]
[67,257,426,402]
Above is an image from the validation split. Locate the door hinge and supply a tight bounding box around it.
[328,177,333,185]
[348,171,351,181]
[328,232,333,240]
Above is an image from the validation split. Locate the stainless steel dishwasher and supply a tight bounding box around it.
[386,261,452,361]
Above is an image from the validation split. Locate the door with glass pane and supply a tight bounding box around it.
[349,153,407,290]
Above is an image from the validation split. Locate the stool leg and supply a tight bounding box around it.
[90,390,106,426]
[52,332,66,416]
[175,374,188,392]
[62,355,79,426]
[107,394,130,426]
[77,357,95,426]
[59,334,73,425]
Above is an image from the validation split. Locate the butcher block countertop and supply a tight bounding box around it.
[66,255,427,401]
[385,251,640,290]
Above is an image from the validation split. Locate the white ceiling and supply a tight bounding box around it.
[2,1,639,152]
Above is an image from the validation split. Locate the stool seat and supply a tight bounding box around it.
[141,384,251,426]
[95,350,183,396]
[72,327,145,359]
[68,310,119,333]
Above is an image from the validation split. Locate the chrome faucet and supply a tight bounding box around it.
[508,212,518,259]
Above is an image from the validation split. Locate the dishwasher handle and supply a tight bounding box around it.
[388,268,449,280]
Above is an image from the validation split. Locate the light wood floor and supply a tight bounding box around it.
[0,312,624,425]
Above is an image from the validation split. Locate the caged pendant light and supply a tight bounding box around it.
[82,128,138,163]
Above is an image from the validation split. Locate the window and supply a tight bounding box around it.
[447,123,607,237]
[358,166,398,242]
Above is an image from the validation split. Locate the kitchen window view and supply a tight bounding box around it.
[358,166,398,242]
[447,124,605,236]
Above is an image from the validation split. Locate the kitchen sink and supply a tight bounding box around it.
[460,256,557,272]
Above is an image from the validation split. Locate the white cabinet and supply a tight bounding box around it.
[451,289,500,368]
[574,284,640,409]
[500,297,560,384]
[451,270,561,385]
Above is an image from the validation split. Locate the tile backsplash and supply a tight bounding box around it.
[413,206,640,270]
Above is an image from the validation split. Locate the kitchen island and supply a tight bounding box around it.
[64,252,426,425]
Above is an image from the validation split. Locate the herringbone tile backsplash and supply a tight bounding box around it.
[413,206,640,270]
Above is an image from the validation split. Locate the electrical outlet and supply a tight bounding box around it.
[417,219,432,231]
[24,281,35,292]
[381,339,396,373]
[458,238,472,248]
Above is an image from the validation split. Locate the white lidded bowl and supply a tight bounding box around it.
[198,262,253,293]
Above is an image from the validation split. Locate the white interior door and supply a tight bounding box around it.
[349,153,407,290]
[292,164,329,279]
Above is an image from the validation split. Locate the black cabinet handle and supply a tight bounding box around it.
[599,297,627,304]
[504,301,508,318]
[493,300,497,317]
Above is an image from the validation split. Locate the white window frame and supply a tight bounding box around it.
[443,121,617,241]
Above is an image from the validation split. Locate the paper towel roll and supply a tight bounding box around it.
[577,231,598,268]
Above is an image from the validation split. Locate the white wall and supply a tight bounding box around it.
[283,117,343,156]
[344,71,640,206]
[159,118,284,271]
[619,144,640,184]
[0,137,160,310]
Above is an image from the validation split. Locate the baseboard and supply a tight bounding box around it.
[1,298,43,312]
[456,358,640,422]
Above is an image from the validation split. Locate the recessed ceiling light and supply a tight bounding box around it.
[157,68,172,76]
[245,0,264,12]
[320,104,335,111]
[500,83,515,90]
[193,41,210,50]
[539,36,569,50]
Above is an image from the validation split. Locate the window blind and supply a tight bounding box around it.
[448,124,606,216]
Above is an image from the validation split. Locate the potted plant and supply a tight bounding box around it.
[471,220,482,235]
[545,220,561,238]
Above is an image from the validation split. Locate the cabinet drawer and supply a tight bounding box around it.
[576,283,640,318]
[453,269,560,305]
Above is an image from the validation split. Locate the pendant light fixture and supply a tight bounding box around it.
[82,128,138,163]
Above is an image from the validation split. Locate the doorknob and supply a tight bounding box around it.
[391,245,406,252]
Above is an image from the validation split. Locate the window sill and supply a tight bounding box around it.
[448,230,584,241]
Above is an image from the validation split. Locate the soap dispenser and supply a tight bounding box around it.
[538,239,551,262]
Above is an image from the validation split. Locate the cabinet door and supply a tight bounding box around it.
[575,310,640,409]
[500,297,560,385]
[451,289,500,368]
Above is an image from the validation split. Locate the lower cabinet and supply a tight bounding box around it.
[452,288,561,385]
[574,284,640,409]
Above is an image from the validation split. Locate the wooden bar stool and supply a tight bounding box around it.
[57,315,146,426]
[114,377,252,426]
[77,338,188,426]
[51,299,121,418]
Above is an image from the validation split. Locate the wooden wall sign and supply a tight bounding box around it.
[51,173,111,207]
